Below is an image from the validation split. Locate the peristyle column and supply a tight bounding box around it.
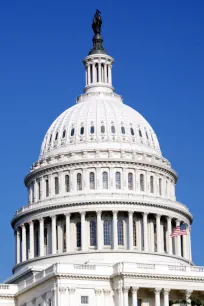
[97,211,102,250]
[167,216,172,255]
[132,287,139,306]
[39,218,44,256]
[143,213,148,251]
[81,212,86,251]
[16,228,21,264]
[29,220,34,259]
[21,224,27,262]
[51,215,57,254]
[156,214,161,252]
[113,211,118,250]
[163,289,171,306]
[154,288,161,306]
[176,219,181,256]
[123,287,129,306]
[128,211,133,250]
[65,213,70,252]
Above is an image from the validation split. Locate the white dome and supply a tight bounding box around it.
[40,92,161,159]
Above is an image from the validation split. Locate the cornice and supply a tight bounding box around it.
[112,272,204,283]
[11,199,192,227]
[0,295,14,300]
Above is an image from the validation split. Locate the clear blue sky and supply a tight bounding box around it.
[0,0,203,281]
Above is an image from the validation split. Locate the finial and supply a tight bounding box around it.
[89,10,106,55]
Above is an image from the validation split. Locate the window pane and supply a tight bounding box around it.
[111,126,116,134]
[65,175,70,192]
[118,220,124,245]
[130,127,135,136]
[55,177,59,194]
[71,128,75,137]
[90,126,95,134]
[76,222,81,248]
[101,125,105,133]
[116,172,121,189]
[159,178,162,195]
[90,220,97,246]
[121,126,125,134]
[128,173,133,190]
[46,179,49,197]
[80,127,84,135]
[150,176,154,193]
[104,220,111,245]
[81,296,89,304]
[133,220,137,246]
[103,171,108,189]
[140,174,144,191]
[90,172,95,190]
[77,173,82,191]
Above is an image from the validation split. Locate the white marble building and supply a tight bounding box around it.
[1,11,204,306]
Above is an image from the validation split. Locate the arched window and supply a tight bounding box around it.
[166,181,168,196]
[62,130,66,138]
[76,222,81,248]
[115,172,121,190]
[130,127,135,136]
[117,220,124,245]
[102,171,108,189]
[38,181,41,200]
[90,220,97,246]
[128,173,133,190]
[104,220,111,245]
[89,172,95,190]
[55,132,58,141]
[55,177,59,195]
[133,220,137,246]
[49,134,52,144]
[159,178,162,196]
[111,125,116,134]
[80,127,84,135]
[150,176,154,193]
[139,129,142,137]
[65,175,70,192]
[46,179,49,197]
[95,63,99,82]
[140,174,144,191]
[121,126,125,134]
[90,126,95,134]
[71,128,75,137]
[77,173,82,191]
[146,132,149,140]
[101,125,105,133]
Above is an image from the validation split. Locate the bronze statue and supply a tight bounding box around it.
[92,9,102,35]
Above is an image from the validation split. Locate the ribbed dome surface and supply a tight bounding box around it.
[40,94,161,159]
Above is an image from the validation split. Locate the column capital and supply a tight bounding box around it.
[132,287,139,293]
[65,213,71,218]
[128,211,134,215]
[96,211,102,216]
[21,223,25,229]
[51,215,56,220]
[142,212,148,217]
[185,290,193,297]
[167,216,172,221]
[113,210,118,215]
[154,288,162,294]
[81,211,86,217]
[39,217,44,223]
[103,289,112,295]
[156,214,161,219]
[163,288,171,295]
[176,219,181,226]
[59,286,67,294]
[28,220,33,225]
[95,289,103,296]
[122,287,129,293]
[68,288,76,294]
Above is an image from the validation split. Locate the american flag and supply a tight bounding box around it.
[170,223,188,237]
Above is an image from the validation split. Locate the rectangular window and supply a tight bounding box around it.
[81,296,89,304]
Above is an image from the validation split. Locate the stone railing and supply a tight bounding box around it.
[0,284,18,295]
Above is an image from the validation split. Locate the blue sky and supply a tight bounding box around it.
[0,0,203,281]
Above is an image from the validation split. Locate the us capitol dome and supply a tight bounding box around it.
[1,10,204,306]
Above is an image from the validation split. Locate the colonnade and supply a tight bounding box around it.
[15,210,191,265]
[85,60,112,87]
